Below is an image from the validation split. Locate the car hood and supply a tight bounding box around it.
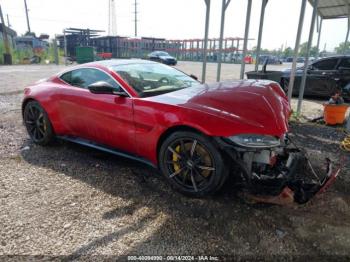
[147,80,290,136]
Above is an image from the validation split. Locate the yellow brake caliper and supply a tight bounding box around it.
[173,145,181,171]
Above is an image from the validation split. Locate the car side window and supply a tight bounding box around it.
[338,58,350,69]
[312,58,338,70]
[60,68,121,91]
[60,71,72,84]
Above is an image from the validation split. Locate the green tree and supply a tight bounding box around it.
[298,42,319,57]
[335,42,350,54]
[283,47,293,57]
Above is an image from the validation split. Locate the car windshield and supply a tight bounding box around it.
[111,63,199,97]
[156,52,169,56]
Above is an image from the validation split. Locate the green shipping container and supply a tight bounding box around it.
[76,46,95,64]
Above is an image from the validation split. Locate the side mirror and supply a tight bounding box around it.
[88,81,128,97]
[190,74,198,81]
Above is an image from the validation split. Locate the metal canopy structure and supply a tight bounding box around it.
[313,0,350,19]
[288,0,350,114]
[203,0,350,114]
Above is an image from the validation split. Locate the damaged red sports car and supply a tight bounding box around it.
[22,60,338,203]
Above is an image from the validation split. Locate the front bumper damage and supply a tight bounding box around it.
[217,136,341,205]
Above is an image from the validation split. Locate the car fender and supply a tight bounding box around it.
[22,83,65,134]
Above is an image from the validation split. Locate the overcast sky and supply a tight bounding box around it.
[1,0,348,51]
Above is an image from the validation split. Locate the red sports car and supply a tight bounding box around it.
[22,60,337,202]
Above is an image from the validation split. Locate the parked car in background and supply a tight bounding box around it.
[244,55,254,64]
[281,55,350,100]
[296,57,305,63]
[285,57,294,63]
[147,51,177,65]
[258,55,282,65]
[309,57,316,63]
[284,57,312,63]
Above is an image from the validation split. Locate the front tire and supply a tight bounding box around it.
[158,131,228,197]
[23,100,54,145]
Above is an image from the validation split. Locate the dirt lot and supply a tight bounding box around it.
[0,62,349,260]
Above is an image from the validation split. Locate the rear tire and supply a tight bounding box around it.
[23,100,54,146]
[158,131,228,197]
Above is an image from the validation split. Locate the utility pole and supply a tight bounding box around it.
[0,4,12,64]
[134,0,138,37]
[24,0,31,33]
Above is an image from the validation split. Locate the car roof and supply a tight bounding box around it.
[314,55,350,60]
[84,59,158,68]
[54,59,159,79]
[309,55,349,65]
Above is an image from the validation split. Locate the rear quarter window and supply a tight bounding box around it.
[313,58,338,70]
[60,71,72,84]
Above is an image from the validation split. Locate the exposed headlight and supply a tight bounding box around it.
[227,134,280,148]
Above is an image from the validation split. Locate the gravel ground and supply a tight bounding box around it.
[0,63,349,260]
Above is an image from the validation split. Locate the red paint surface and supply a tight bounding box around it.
[23,61,291,165]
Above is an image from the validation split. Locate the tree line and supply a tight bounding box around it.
[253,41,350,58]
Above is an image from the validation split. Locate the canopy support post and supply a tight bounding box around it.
[297,0,319,115]
[316,16,323,58]
[216,0,231,82]
[287,0,307,102]
[344,4,350,55]
[240,0,252,79]
[202,0,211,83]
[254,0,268,72]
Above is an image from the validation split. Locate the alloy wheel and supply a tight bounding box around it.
[24,104,47,142]
[164,138,216,192]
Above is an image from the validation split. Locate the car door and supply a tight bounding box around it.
[336,57,350,95]
[57,68,135,153]
[150,52,161,62]
[305,57,339,97]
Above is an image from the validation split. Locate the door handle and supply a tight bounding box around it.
[322,72,326,75]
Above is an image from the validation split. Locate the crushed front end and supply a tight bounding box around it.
[216,134,341,205]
